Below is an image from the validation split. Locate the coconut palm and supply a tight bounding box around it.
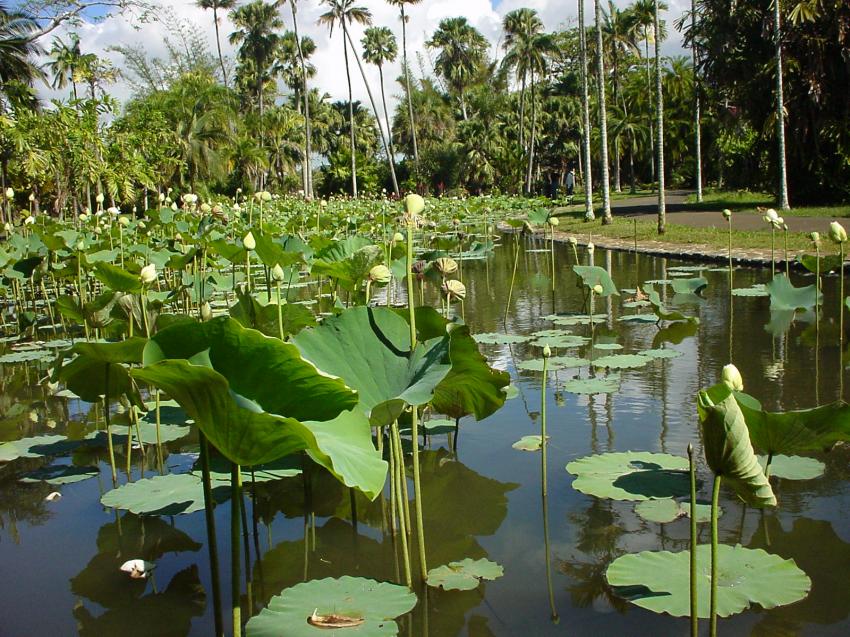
[501,8,545,153]
[386,0,422,171]
[46,34,84,101]
[523,32,557,194]
[653,0,666,233]
[578,0,594,219]
[773,0,790,209]
[427,17,489,121]
[0,2,44,101]
[288,0,315,198]
[229,0,281,119]
[593,0,612,223]
[318,0,372,198]
[195,0,236,87]
[362,26,400,191]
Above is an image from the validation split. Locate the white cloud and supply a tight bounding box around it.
[40,0,690,126]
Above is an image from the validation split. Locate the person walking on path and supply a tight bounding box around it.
[566,168,576,197]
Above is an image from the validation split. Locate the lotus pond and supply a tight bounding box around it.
[0,198,849,637]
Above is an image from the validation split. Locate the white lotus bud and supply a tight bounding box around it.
[171,202,178,211]
[592,284,604,295]
[567,236,577,245]
[261,191,272,202]
[721,364,744,392]
[200,203,212,213]
[95,193,105,204]
[829,222,847,244]
[765,209,779,222]
[548,217,560,227]
[76,240,85,251]
[28,193,35,202]
[24,215,35,225]
[107,206,119,216]
[79,212,89,222]
[93,226,102,235]
[4,187,13,198]
[392,232,404,243]
[120,559,155,579]
[543,344,552,358]
[158,192,165,202]
[271,263,285,281]
[4,222,11,232]
[404,194,425,217]
[809,231,820,244]
[368,264,392,285]
[320,200,328,208]
[722,209,732,220]
[138,221,146,230]
[139,264,157,284]
[587,242,595,254]
[200,301,213,322]
[118,216,130,227]
[243,232,256,251]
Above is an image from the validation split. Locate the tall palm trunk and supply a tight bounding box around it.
[342,21,358,198]
[526,69,537,194]
[653,0,666,233]
[579,0,594,219]
[594,0,612,224]
[400,6,420,171]
[344,29,399,196]
[213,6,229,87]
[377,63,399,194]
[645,32,656,186]
[290,0,314,198]
[612,50,622,192]
[518,72,527,151]
[692,0,703,202]
[773,0,790,209]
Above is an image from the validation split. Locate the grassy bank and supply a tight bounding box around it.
[684,190,850,218]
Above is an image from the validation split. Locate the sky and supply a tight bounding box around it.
[41,0,690,113]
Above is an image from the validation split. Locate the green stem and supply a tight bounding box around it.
[231,461,242,637]
[104,364,116,484]
[200,434,224,637]
[771,228,776,278]
[541,355,548,498]
[688,444,698,637]
[728,220,733,291]
[710,474,722,637]
[276,282,284,341]
[784,229,789,276]
[155,391,163,474]
[505,234,520,326]
[391,422,412,588]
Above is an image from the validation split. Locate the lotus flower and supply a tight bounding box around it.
[120,559,155,579]
[721,363,744,391]
[548,217,560,227]
[434,257,458,276]
[243,232,256,251]
[4,187,13,198]
[722,208,732,220]
[271,263,285,281]
[829,222,847,244]
[404,194,425,217]
[543,345,552,358]
[200,302,213,322]
[139,264,157,284]
[118,216,130,227]
[45,491,61,502]
[95,193,104,204]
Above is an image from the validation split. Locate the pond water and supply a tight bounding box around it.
[1,235,849,637]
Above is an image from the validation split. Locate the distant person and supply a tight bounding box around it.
[566,168,576,197]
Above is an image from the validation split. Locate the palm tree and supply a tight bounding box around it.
[427,17,489,121]
[501,8,545,153]
[229,1,282,120]
[318,0,372,198]
[196,0,235,87]
[362,26,400,194]
[690,0,703,202]
[773,0,790,209]
[47,34,84,101]
[653,0,666,233]
[0,2,44,104]
[593,0,612,223]
[288,0,315,198]
[523,32,557,194]
[578,0,594,219]
[387,0,422,172]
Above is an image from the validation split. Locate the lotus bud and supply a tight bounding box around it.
[271,263,285,282]
[120,559,155,579]
[261,191,272,203]
[722,208,732,220]
[107,206,119,216]
[392,231,404,243]
[93,225,102,235]
[404,194,425,217]
[829,221,847,244]
[543,344,552,358]
[4,187,13,198]
[721,363,744,391]
[434,257,458,276]
[79,212,89,222]
[118,216,130,227]
[809,231,820,244]
[24,215,35,225]
[368,264,392,285]
[765,208,779,223]
[233,203,241,213]
[76,240,85,251]
[587,242,595,254]
[200,301,213,322]
[320,200,328,208]
[254,191,263,201]
[175,233,183,242]
[138,221,146,230]
[3,222,11,233]
[567,236,577,245]
[171,202,178,211]
[548,216,560,227]
[200,202,212,214]
[243,231,256,251]
[441,279,466,302]
[28,193,35,202]
[139,263,157,284]
[158,192,165,202]
[95,193,105,204]
[592,284,604,295]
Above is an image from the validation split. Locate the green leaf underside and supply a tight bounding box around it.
[512,435,546,451]
[426,558,504,591]
[760,454,825,480]
[245,576,417,637]
[573,266,619,296]
[606,545,811,618]
[765,274,821,311]
[566,452,693,501]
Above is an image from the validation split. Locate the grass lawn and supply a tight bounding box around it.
[684,190,850,218]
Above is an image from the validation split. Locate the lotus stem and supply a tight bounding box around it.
[541,356,549,498]
[840,242,845,354]
[103,364,117,485]
[770,227,776,278]
[505,234,520,326]
[199,433,225,637]
[231,461,242,637]
[391,421,412,588]
[784,228,789,276]
[276,282,284,341]
[688,443,698,637]
[815,244,821,314]
[727,218,733,291]
[710,474,722,637]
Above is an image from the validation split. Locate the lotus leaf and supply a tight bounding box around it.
[618,314,659,324]
[765,274,821,311]
[606,544,810,617]
[473,333,532,345]
[573,266,619,296]
[797,253,843,275]
[638,348,684,359]
[245,576,417,637]
[0,434,81,462]
[101,472,230,515]
[644,285,699,323]
[426,558,504,591]
[93,262,142,293]
[671,276,708,295]
[697,385,777,507]
[512,435,546,451]
[759,454,825,480]
[732,284,769,297]
[19,463,100,484]
[594,343,623,351]
[229,285,315,339]
[54,338,147,405]
[634,499,718,524]
[562,375,621,394]
[593,354,652,370]
[566,451,692,501]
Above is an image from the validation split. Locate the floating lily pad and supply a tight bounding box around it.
[566,451,692,501]
[502,384,519,400]
[531,335,588,349]
[205,456,303,483]
[422,418,456,435]
[623,300,652,309]
[549,355,591,369]
[512,435,547,451]
[760,454,825,480]
[638,348,684,360]
[245,576,417,637]
[635,499,719,524]
[101,473,230,516]
[517,357,588,372]
[0,435,80,462]
[671,277,708,295]
[593,354,653,370]
[0,349,54,364]
[547,314,606,326]
[562,375,621,394]
[426,558,504,591]
[19,464,100,485]
[618,314,659,324]
[667,266,707,273]
[473,333,532,345]
[594,343,623,351]
[766,274,821,311]
[606,544,811,618]
[732,284,769,297]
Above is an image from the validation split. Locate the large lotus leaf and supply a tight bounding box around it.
[671,276,708,296]
[252,231,304,269]
[797,253,843,275]
[431,324,509,421]
[634,499,718,524]
[245,576,417,637]
[732,284,770,297]
[760,454,825,480]
[697,386,776,507]
[54,338,147,405]
[517,357,587,372]
[0,435,81,461]
[19,464,99,484]
[93,261,142,293]
[230,286,316,339]
[426,558,504,591]
[645,285,699,323]
[765,273,821,311]
[562,375,621,394]
[100,472,230,515]
[473,332,532,345]
[566,452,692,501]
[727,389,850,454]
[606,544,810,618]
[311,238,382,288]
[593,354,653,370]
[292,306,451,427]
[573,265,619,296]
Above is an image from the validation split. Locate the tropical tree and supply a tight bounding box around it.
[772,0,790,209]
[318,0,373,198]
[523,31,557,194]
[386,0,422,171]
[362,26,399,192]
[229,1,282,120]
[653,0,666,232]
[287,0,315,197]
[46,34,84,101]
[578,0,594,219]
[0,2,44,107]
[427,17,489,121]
[594,0,612,223]
[195,0,236,87]
[501,8,544,153]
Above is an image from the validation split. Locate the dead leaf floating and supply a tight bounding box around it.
[45,491,61,501]
[307,609,365,629]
